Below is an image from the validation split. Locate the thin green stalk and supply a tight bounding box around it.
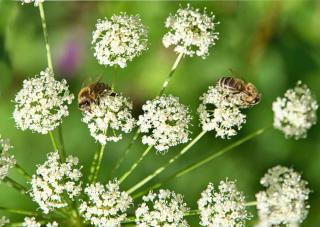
[110,129,140,178]
[245,201,257,207]
[3,177,27,194]
[112,53,184,177]
[48,131,59,153]
[0,206,36,216]
[184,209,200,217]
[89,144,106,183]
[38,2,53,70]
[119,145,153,184]
[132,127,268,199]
[58,125,66,160]
[15,163,31,180]
[127,131,206,195]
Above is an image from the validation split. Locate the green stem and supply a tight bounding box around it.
[245,201,257,207]
[127,131,206,195]
[38,2,53,71]
[3,177,27,194]
[58,125,66,160]
[89,144,106,183]
[132,127,268,199]
[0,206,36,216]
[15,163,31,180]
[184,209,200,217]
[109,129,140,178]
[119,145,152,184]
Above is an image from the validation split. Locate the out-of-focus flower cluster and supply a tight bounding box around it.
[272,81,318,139]
[13,68,74,134]
[137,95,191,152]
[198,180,250,227]
[163,5,219,58]
[79,180,132,227]
[92,13,148,68]
[81,92,135,144]
[22,217,58,227]
[256,165,310,226]
[30,152,82,214]
[135,189,190,226]
[20,0,44,6]
[0,135,16,181]
[0,217,9,227]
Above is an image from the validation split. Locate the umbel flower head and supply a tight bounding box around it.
[22,217,58,227]
[256,165,310,226]
[0,135,16,181]
[198,85,247,139]
[81,91,135,144]
[30,152,82,214]
[20,0,44,6]
[92,13,148,68]
[0,217,9,227]
[272,81,318,139]
[198,180,251,227]
[137,95,192,152]
[135,189,190,226]
[13,68,74,134]
[163,4,219,58]
[79,180,132,227]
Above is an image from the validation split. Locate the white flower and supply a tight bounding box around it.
[272,81,318,139]
[79,180,132,227]
[135,189,190,226]
[198,180,250,227]
[0,135,16,181]
[81,92,135,144]
[30,152,82,214]
[0,217,9,227]
[92,13,148,68]
[22,217,58,227]
[163,4,219,58]
[137,95,191,152]
[256,165,310,226]
[198,85,246,139]
[21,0,44,6]
[13,68,74,134]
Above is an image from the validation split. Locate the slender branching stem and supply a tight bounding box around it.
[132,127,268,199]
[15,163,31,180]
[119,145,153,184]
[245,201,257,207]
[112,53,184,176]
[0,206,37,216]
[127,131,206,195]
[38,2,53,71]
[89,144,106,183]
[3,177,27,194]
[184,209,200,217]
[48,131,58,151]
[58,125,66,160]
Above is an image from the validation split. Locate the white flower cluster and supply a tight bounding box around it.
[198,85,247,138]
[198,180,250,227]
[23,217,58,227]
[92,13,148,68]
[256,165,310,226]
[79,180,132,227]
[13,68,74,134]
[20,0,44,6]
[30,152,82,214]
[81,92,135,144]
[137,95,191,152]
[163,5,219,58]
[0,217,9,227]
[0,135,16,181]
[272,81,318,139]
[135,189,190,226]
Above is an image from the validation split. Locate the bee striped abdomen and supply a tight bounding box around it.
[218,77,244,93]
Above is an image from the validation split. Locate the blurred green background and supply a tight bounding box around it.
[1,1,320,226]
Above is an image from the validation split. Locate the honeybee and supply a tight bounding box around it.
[78,82,114,113]
[217,76,261,106]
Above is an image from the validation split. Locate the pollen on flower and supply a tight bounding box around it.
[13,68,74,134]
[198,85,247,139]
[163,4,219,58]
[20,0,44,6]
[198,180,251,227]
[272,81,318,139]
[92,13,148,68]
[137,95,192,152]
[135,189,190,226]
[29,152,82,214]
[81,92,135,144]
[0,135,16,181]
[256,165,310,226]
[79,180,132,227]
